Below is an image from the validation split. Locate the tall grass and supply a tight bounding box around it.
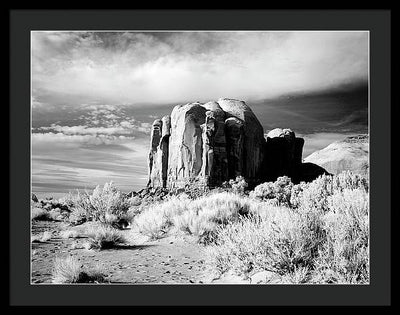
[52,256,107,283]
[86,225,126,249]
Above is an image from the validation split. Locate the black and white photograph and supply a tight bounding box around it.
[30,30,370,285]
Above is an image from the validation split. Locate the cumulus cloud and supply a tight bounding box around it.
[31,132,131,147]
[32,31,368,106]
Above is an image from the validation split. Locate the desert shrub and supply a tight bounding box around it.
[181,177,210,199]
[67,190,93,224]
[134,192,257,242]
[89,182,130,222]
[58,192,76,209]
[333,171,369,192]
[222,176,249,195]
[250,176,293,206]
[173,208,218,243]
[290,171,369,212]
[206,205,326,277]
[31,208,51,221]
[173,193,251,244]
[249,172,368,211]
[205,176,369,284]
[133,195,191,239]
[313,188,369,283]
[279,266,312,284]
[48,208,63,221]
[65,182,132,225]
[52,256,107,284]
[86,225,126,250]
[128,196,142,207]
[134,208,169,240]
[68,205,88,225]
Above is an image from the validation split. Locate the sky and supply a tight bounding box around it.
[31,31,369,197]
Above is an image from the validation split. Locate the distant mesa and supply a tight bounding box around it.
[146,98,356,189]
[304,134,369,176]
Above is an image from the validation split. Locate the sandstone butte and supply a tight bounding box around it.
[147,98,331,189]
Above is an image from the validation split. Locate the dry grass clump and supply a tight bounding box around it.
[133,195,191,239]
[51,256,107,284]
[85,225,126,249]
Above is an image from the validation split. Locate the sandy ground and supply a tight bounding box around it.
[31,220,209,284]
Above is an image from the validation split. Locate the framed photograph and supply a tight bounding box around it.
[9,9,391,306]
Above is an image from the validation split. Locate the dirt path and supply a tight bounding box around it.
[31,221,208,284]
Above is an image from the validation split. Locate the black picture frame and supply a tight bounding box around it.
[9,9,391,306]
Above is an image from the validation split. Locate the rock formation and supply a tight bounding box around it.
[304,134,369,176]
[218,98,265,180]
[147,98,332,188]
[263,128,305,182]
[148,116,171,188]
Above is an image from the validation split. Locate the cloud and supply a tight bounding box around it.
[32,31,368,106]
[38,125,133,136]
[31,130,150,195]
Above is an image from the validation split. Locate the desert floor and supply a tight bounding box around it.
[31,220,209,284]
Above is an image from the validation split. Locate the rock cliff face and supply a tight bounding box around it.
[147,98,331,188]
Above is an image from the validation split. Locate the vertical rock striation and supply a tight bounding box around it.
[167,103,207,188]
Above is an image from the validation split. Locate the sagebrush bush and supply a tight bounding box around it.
[86,225,126,249]
[133,195,191,239]
[206,205,325,277]
[225,176,249,194]
[313,188,369,283]
[205,172,369,284]
[250,176,293,206]
[181,177,210,199]
[65,182,132,226]
[52,256,106,284]
[89,182,130,222]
